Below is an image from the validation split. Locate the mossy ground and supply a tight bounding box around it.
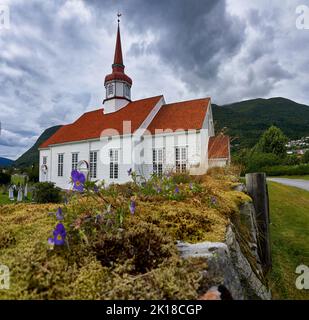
[0,170,248,299]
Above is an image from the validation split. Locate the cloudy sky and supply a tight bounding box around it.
[1,0,309,160]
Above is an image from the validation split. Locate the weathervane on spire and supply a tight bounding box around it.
[117,12,122,24]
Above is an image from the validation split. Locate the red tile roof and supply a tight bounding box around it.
[147,98,210,134]
[40,95,162,148]
[208,135,230,159]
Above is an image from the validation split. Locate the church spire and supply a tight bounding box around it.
[103,13,132,113]
[113,14,123,68]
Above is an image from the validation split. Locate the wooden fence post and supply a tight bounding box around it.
[245,172,272,274]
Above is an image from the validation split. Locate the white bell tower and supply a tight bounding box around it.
[103,14,132,114]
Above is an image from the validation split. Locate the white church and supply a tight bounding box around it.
[39,20,230,189]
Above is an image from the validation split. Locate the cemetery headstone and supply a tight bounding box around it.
[17,187,23,202]
[24,183,28,198]
[9,186,14,201]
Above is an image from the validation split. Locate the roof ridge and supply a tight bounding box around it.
[132,94,163,102]
[163,97,210,107]
[84,95,164,116]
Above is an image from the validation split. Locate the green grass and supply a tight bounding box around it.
[0,192,33,205]
[268,181,309,300]
[0,193,13,204]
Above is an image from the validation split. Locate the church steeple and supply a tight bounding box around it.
[113,23,124,68]
[103,14,132,113]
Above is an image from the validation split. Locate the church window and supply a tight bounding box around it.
[89,151,98,179]
[124,84,130,98]
[43,156,47,165]
[153,148,164,176]
[108,84,114,96]
[175,147,188,173]
[58,154,64,177]
[109,149,119,179]
[72,153,78,171]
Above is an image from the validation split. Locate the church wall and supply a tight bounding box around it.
[39,127,211,189]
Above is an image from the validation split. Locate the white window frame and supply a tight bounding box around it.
[109,149,119,179]
[153,148,165,176]
[72,153,79,171]
[124,84,130,98]
[89,151,98,179]
[175,146,188,173]
[42,156,47,165]
[58,154,64,177]
[107,83,114,96]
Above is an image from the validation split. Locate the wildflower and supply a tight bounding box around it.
[189,183,193,190]
[71,170,85,192]
[55,207,64,220]
[47,238,55,250]
[175,186,180,194]
[95,214,102,224]
[93,185,99,193]
[129,200,136,214]
[127,168,132,176]
[156,186,162,193]
[53,223,66,246]
[210,196,217,205]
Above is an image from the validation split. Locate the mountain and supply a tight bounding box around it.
[212,97,309,149]
[0,157,14,167]
[14,125,62,168]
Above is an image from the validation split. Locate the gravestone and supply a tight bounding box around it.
[9,186,14,201]
[24,183,28,198]
[17,188,23,202]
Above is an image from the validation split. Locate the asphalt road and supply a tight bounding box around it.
[267,178,309,192]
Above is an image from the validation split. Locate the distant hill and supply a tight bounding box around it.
[0,157,14,167]
[14,125,62,168]
[212,97,309,149]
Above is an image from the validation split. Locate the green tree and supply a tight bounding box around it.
[303,150,309,164]
[0,172,11,185]
[256,126,288,156]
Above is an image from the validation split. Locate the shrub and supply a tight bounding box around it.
[0,171,11,185]
[284,155,301,166]
[245,152,282,174]
[170,172,191,184]
[262,164,309,176]
[32,182,62,203]
[303,150,309,164]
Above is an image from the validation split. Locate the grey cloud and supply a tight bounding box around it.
[123,0,245,88]
[0,0,308,160]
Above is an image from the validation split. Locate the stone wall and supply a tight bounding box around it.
[177,187,272,300]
